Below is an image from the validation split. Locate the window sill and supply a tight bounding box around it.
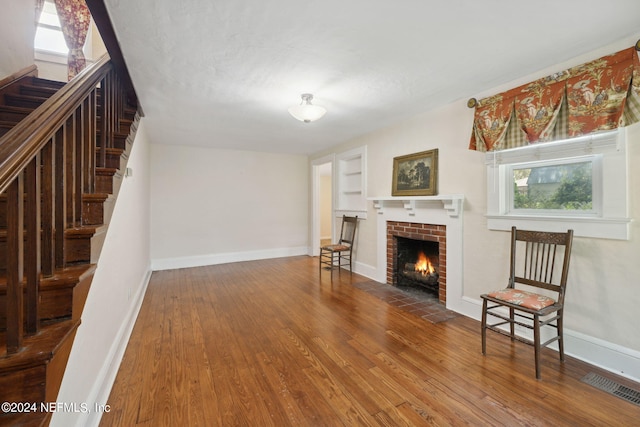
[35,49,68,65]
[486,214,631,240]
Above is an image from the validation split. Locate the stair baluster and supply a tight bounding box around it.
[5,176,24,354]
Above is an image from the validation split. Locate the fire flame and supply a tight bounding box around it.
[415,251,435,276]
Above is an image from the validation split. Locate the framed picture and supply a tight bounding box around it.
[392,149,438,196]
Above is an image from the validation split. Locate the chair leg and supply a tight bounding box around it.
[557,310,565,362]
[481,299,488,355]
[534,315,541,379]
[509,307,515,340]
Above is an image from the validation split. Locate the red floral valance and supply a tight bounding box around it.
[469,46,640,152]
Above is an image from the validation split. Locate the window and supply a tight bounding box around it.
[508,157,599,215]
[35,1,68,55]
[486,129,630,240]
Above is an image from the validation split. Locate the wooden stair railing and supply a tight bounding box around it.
[0,54,138,424]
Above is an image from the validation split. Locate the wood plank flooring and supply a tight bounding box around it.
[100,256,640,426]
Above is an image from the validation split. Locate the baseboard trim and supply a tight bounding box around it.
[353,261,378,281]
[564,328,640,382]
[75,267,152,427]
[151,246,309,271]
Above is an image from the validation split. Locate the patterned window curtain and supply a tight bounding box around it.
[469,46,640,152]
[566,48,637,136]
[54,0,91,80]
[468,93,515,152]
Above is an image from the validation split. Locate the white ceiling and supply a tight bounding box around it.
[104,0,640,155]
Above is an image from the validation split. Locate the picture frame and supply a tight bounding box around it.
[392,149,438,196]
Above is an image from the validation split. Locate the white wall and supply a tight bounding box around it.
[0,2,35,78]
[320,174,332,239]
[52,121,152,427]
[311,34,640,380]
[150,144,309,270]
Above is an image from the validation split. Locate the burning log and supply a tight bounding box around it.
[402,263,439,286]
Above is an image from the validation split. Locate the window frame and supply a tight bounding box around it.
[485,129,630,240]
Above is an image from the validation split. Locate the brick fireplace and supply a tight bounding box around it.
[387,221,447,303]
[371,195,464,312]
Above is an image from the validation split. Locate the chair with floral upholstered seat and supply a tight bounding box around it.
[481,226,574,379]
[319,215,358,276]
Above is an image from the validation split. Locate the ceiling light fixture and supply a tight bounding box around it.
[288,93,326,123]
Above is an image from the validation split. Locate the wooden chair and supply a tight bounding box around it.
[319,215,358,275]
[481,226,574,379]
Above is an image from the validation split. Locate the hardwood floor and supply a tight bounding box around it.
[100,256,640,426]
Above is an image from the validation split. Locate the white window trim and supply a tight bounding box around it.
[486,129,631,240]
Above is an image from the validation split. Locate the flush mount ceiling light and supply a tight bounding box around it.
[288,93,326,123]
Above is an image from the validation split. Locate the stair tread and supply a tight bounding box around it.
[0,105,33,113]
[5,93,49,103]
[96,147,125,154]
[83,192,111,202]
[96,167,119,175]
[0,225,104,238]
[0,319,80,373]
[0,264,97,291]
[65,224,104,235]
[29,77,65,89]
[19,84,58,97]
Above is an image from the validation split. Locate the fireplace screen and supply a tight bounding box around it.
[395,236,439,292]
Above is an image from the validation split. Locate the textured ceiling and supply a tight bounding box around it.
[104,0,640,155]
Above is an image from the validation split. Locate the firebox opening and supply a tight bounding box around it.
[395,237,439,296]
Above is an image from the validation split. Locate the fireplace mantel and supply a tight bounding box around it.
[368,195,464,217]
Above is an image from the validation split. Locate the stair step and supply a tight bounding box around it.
[0,226,103,267]
[0,264,97,327]
[28,77,65,90]
[0,318,79,427]
[4,93,49,110]
[0,192,111,228]
[19,84,58,99]
[64,226,104,264]
[96,131,130,150]
[83,192,111,225]
[96,147,125,169]
[0,105,33,122]
[0,319,78,372]
[96,167,120,194]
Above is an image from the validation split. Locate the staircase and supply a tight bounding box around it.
[0,59,139,426]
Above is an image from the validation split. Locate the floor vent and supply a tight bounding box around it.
[581,372,640,406]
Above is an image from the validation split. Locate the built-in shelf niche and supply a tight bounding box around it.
[335,146,367,218]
